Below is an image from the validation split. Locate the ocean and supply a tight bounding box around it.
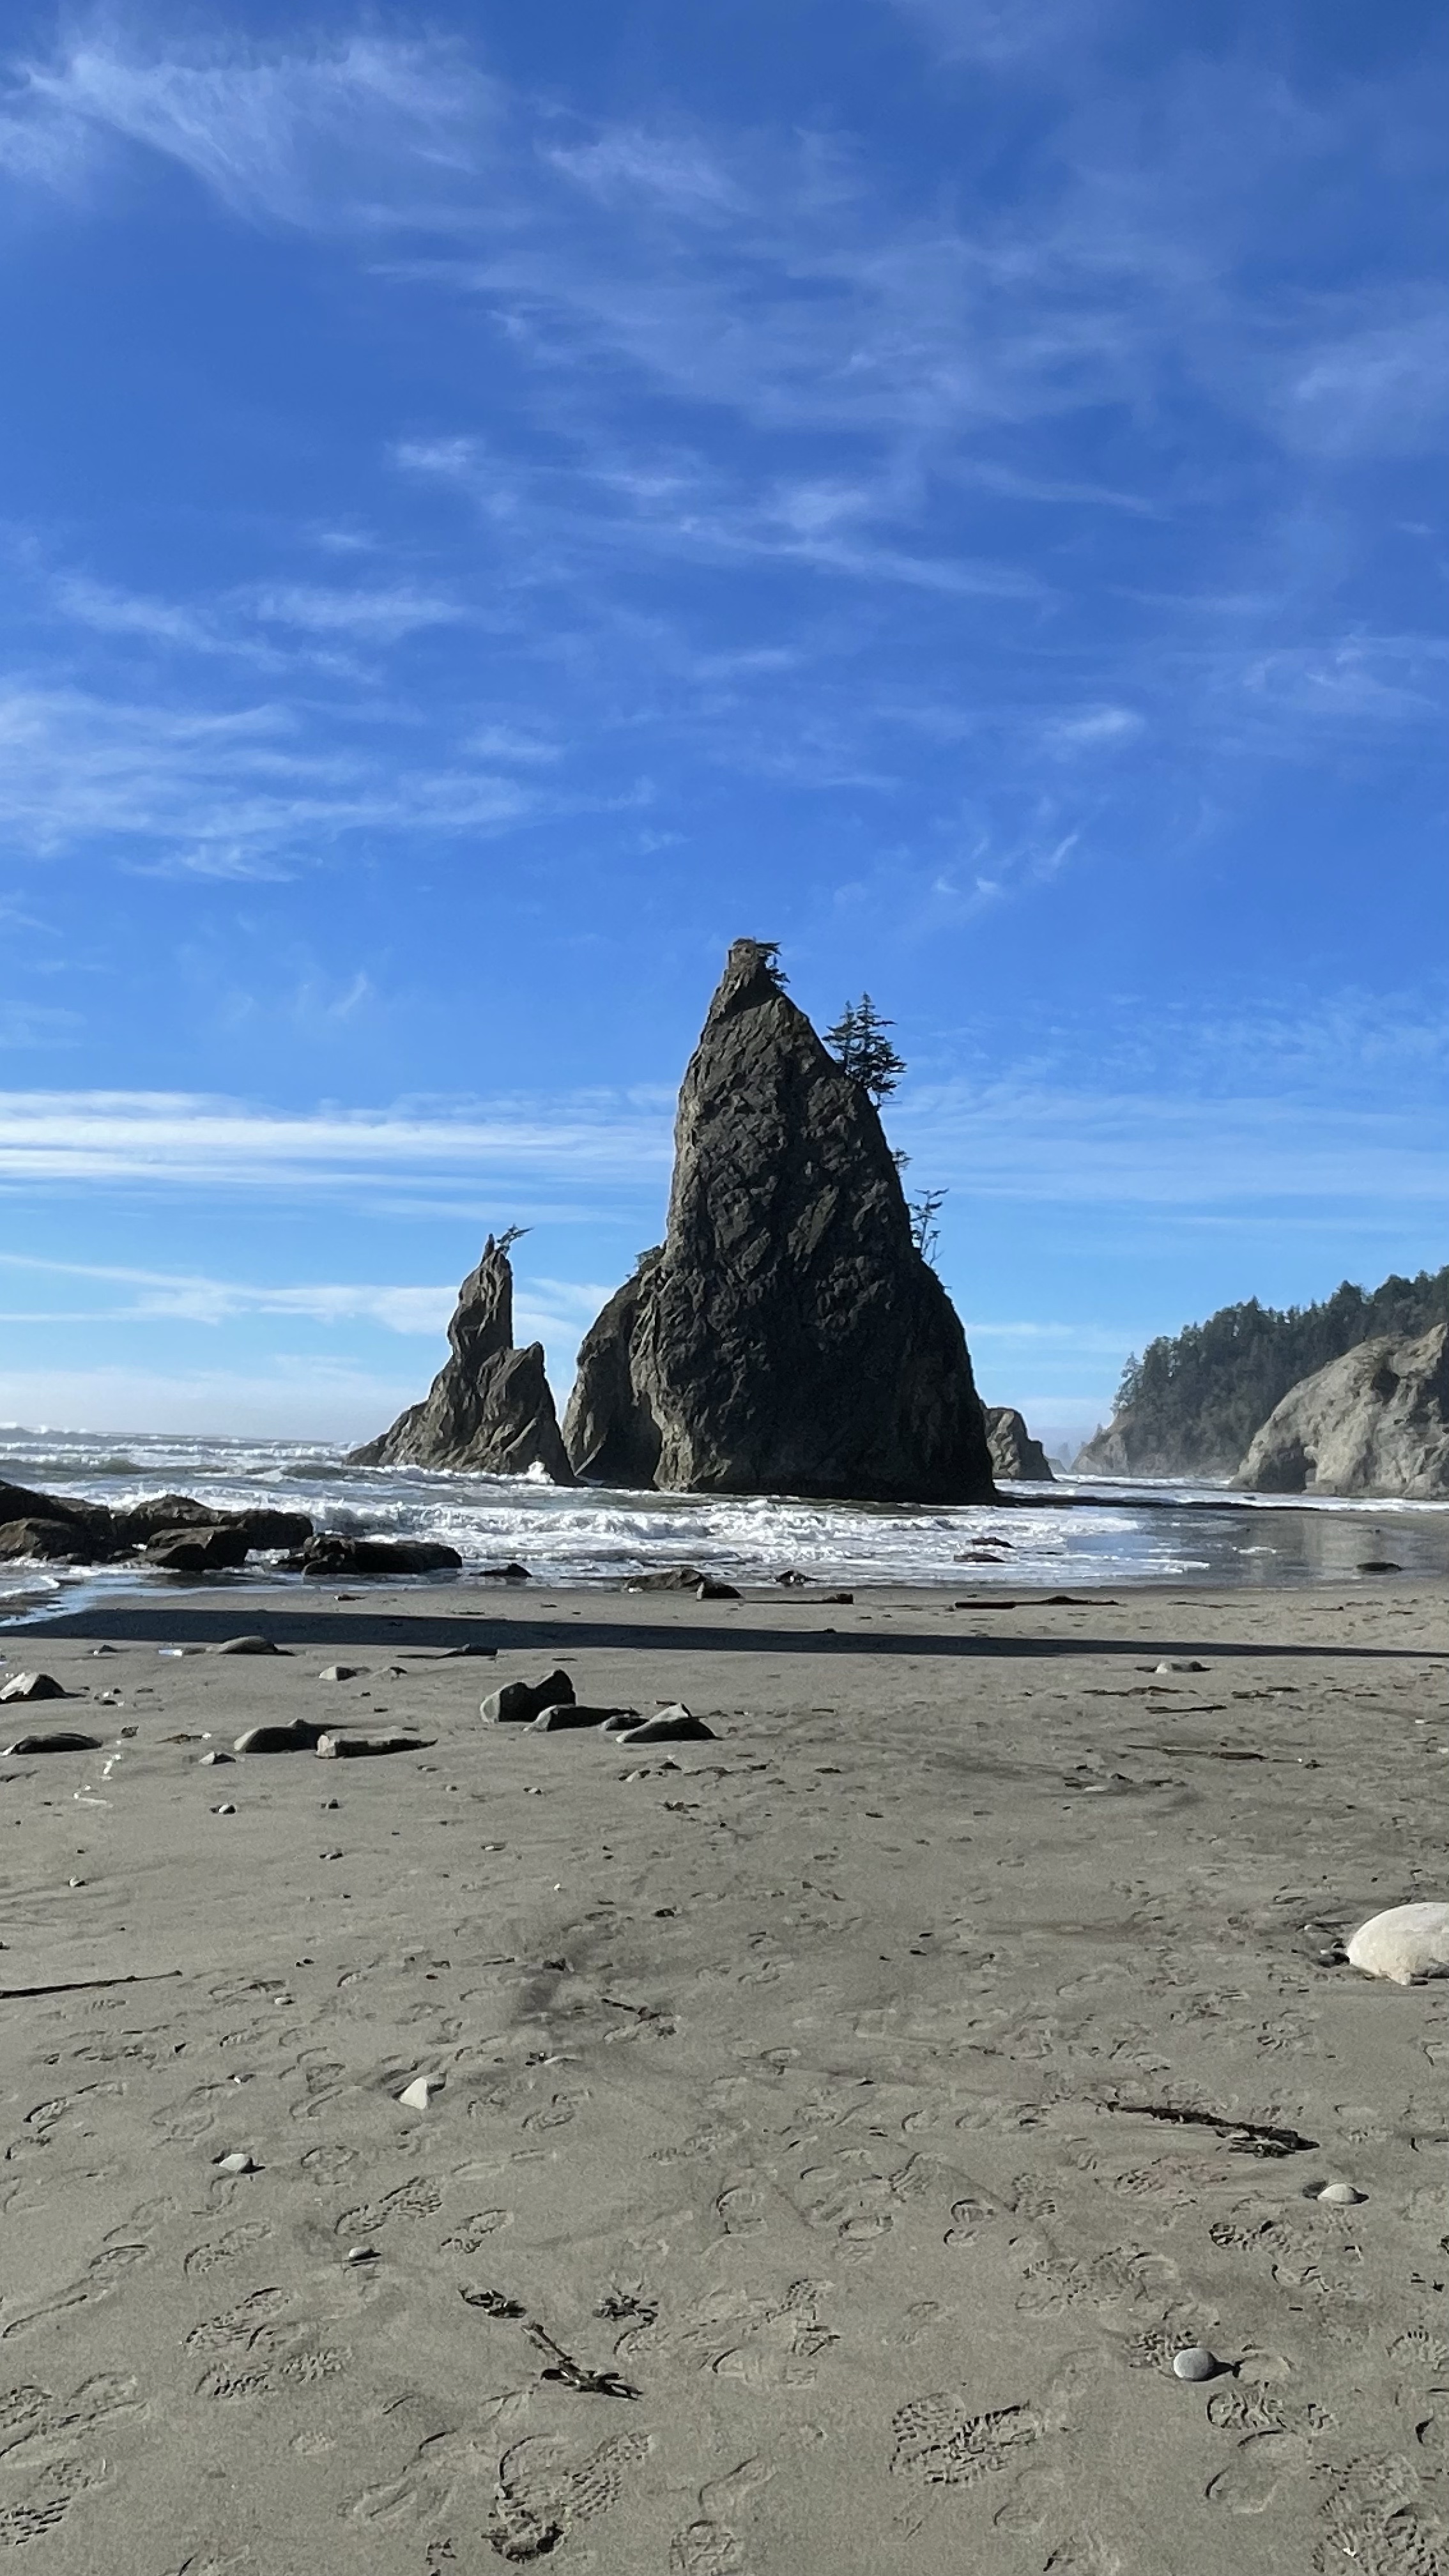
[3,1427,1448,1623]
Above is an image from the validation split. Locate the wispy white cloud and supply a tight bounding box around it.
[895,1080,1449,1210]
[1045,705,1145,750]
[0,1248,452,1331]
[1,30,493,227]
[1278,297,1449,461]
[0,1087,674,1193]
[246,583,466,642]
[0,681,548,868]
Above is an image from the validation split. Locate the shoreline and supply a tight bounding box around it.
[3,1577,1448,2570]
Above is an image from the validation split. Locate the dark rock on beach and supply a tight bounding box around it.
[287,1535,463,1578]
[482,1670,576,1724]
[563,940,996,1504]
[617,1705,717,1744]
[0,1515,111,1564]
[349,1234,572,1483]
[144,1526,252,1573]
[0,1671,68,1703]
[0,1483,313,1568]
[0,1481,123,1561]
[530,1703,638,1732]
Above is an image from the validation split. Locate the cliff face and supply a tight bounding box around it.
[985,1407,1054,1482]
[349,1236,572,1482]
[1236,1323,1449,1499]
[564,940,995,1504]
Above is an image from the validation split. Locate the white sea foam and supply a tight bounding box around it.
[2,1428,1447,1617]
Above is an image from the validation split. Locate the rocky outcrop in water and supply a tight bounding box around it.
[0,1481,313,1568]
[349,1234,572,1482]
[1236,1322,1449,1498]
[563,939,995,1503]
[984,1407,1054,1482]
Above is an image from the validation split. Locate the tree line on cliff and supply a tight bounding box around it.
[1094,1265,1449,1475]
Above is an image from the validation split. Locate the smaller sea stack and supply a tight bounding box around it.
[349,1233,572,1482]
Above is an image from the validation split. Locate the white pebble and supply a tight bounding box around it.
[1318,2181,1366,2205]
[1347,1902,1449,1984]
[397,2074,443,2110]
[1172,2345,1220,2382]
[212,1802,236,1816]
[346,2245,378,2264]
[214,2150,256,2175]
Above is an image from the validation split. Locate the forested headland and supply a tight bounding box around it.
[1080,1264,1449,1476]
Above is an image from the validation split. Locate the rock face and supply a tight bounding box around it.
[984,1407,1054,1482]
[349,1235,572,1482]
[1236,1323,1449,1499]
[563,940,996,1503]
[284,1535,463,1577]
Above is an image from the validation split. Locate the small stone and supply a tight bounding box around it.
[212,1802,237,1816]
[1154,1660,1208,1676]
[321,1797,340,1809]
[1317,2181,1366,2205]
[200,1750,234,1766]
[1172,2346,1221,2382]
[2,1731,103,1755]
[214,2150,256,2175]
[398,2075,443,2111]
[1347,1901,1449,1984]
[213,1636,282,1656]
[318,1664,364,1682]
[0,1671,66,1704]
[615,1705,717,1745]
[234,1719,327,1754]
[315,1731,428,1759]
[481,1671,576,1726]
[67,1876,85,1887]
[530,1703,635,1733]
[346,2245,378,2264]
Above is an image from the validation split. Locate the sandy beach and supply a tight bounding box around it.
[3,1572,1448,2573]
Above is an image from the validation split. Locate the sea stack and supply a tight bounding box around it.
[349,1234,573,1482]
[564,939,996,1503]
[1236,1322,1449,1498]
[984,1406,1054,1482]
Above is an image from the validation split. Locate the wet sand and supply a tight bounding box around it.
[3,1574,1448,2572]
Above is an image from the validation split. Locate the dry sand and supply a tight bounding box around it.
[2,1574,1448,2573]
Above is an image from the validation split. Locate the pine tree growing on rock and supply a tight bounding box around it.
[825,995,905,1105]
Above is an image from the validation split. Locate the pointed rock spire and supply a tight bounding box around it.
[350,1233,572,1481]
[564,940,995,1501]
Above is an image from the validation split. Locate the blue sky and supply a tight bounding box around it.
[0,0,1444,1455]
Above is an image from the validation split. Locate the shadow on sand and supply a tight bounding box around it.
[12,1591,1443,1668]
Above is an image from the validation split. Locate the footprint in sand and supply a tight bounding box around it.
[184,2289,287,2354]
[669,2458,774,2573]
[891,2391,1046,2488]
[484,2428,651,2563]
[0,2450,107,2549]
[0,2238,151,2342]
[335,2175,443,2237]
[1205,2432,1310,2515]
[183,2223,273,2279]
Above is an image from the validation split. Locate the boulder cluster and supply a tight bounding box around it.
[0,1483,461,1579]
